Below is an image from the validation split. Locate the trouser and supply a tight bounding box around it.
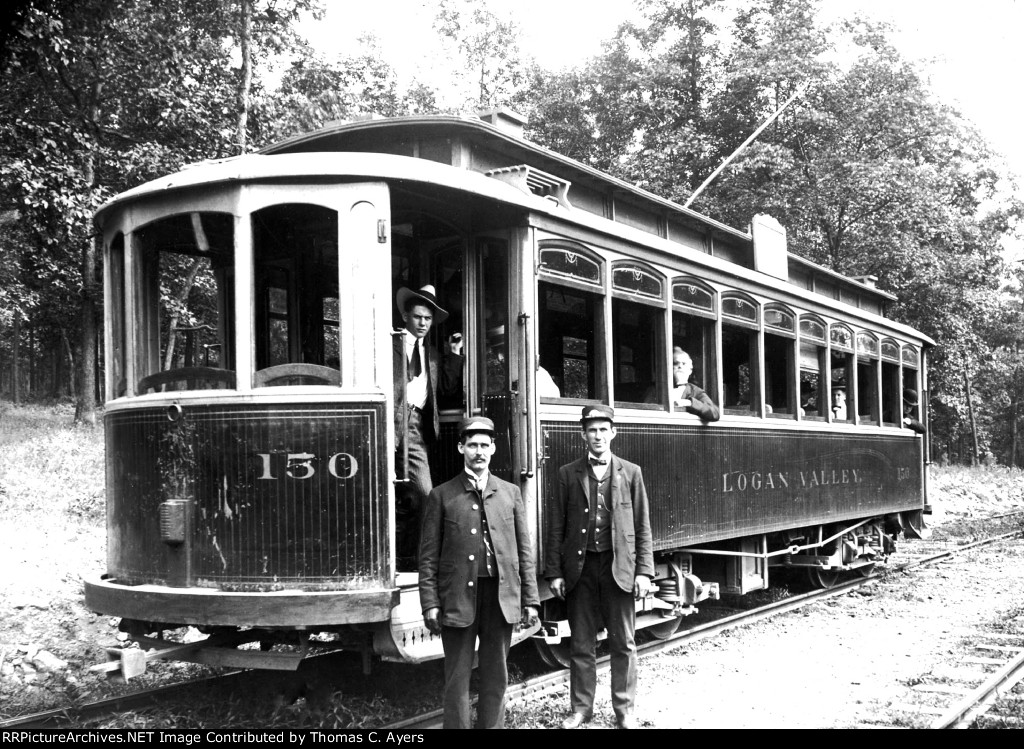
[566,550,637,722]
[395,408,432,569]
[440,577,513,729]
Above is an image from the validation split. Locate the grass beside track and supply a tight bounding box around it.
[1,399,1023,728]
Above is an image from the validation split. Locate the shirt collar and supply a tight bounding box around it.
[465,470,490,491]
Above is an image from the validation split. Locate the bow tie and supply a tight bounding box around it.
[589,457,607,466]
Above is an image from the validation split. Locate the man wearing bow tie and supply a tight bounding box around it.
[545,405,655,729]
[419,417,540,729]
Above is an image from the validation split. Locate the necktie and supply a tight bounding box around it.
[589,457,607,466]
[408,341,421,381]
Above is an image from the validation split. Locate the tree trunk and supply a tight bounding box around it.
[1011,397,1019,468]
[76,234,98,425]
[235,0,252,154]
[1012,344,1021,468]
[964,367,979,466]
[76,85,102,426]
[50,339,58,398]
[61,327,77,399]
[163,258,205,371]
[12,312,20,404]
[28,324,35,399]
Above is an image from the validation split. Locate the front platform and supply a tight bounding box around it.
[85,576,398,628]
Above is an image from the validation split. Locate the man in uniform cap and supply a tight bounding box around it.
[393,284,465,570]
[545,405,655,729]
[418,416,540,729]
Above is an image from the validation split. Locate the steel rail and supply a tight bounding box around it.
[390,526,1023,729]
[929,648,1024,729]
[0,671,248,729]
[4,522,1020,730]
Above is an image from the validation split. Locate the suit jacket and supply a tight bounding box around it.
[643,380,720,421]
[674,382,720,421]
[545,454,655,594]
[392,333,464,441]
[419,473,540,627]
[903,407,927,434]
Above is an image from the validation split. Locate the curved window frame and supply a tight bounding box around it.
[610,260,666,408]
[764,303,796,338]
[799,314,827,343]
[252,203,341,386]
[721,291,760,415]
[855,330,881,425]
[857,331,880,358]
[828,323,855,425]
[611,261,666,306]
[763,303,797,419]
[721,291,760,329]
[538,241,603,292]
[798,314,828,422]
[536,240,607,404]
[127,210,238,396]
[880,338,902,427]
[669,276,719,412]
[830,323,854,352]
[672,277,717,320]
[901,344,923,430]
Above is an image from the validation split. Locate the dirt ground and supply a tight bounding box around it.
[518,482,1024,729]
[628,537,1024,729]
[2,464,1023,727]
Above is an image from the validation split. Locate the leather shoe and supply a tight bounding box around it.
[616,714,638,729]
[560,712,589,729]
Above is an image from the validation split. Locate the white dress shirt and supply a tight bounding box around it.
[588,453,610,481]
[404,330,428,409]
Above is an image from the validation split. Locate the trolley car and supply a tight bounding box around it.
[85,108,932,677]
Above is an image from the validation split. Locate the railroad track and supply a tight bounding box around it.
[0,671,250,729]
[4,518,1021,730]
[861,529,1024,729]
[891,630,1024,728]
[390,525,1024,730]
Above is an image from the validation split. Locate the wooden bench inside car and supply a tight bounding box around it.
[254,363,341,387]
[137,367,236,393]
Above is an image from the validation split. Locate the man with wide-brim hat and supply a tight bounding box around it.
[545,405,655,729]
[418,415,540,728]
[396,284,450,324]
[393,284,465,571]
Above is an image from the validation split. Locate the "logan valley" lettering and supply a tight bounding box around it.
[722,468,864,493]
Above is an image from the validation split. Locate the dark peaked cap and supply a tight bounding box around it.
[580,405,615,424]
[458,416,495,438]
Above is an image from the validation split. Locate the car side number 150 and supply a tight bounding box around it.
[255,452,359,480]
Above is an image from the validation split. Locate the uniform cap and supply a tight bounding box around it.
[458,416,495,438]
[580,405,615,424]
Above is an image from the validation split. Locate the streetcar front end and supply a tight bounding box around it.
[85,160,413,676]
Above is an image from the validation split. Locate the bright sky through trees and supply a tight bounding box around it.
[301,0,1024,181]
